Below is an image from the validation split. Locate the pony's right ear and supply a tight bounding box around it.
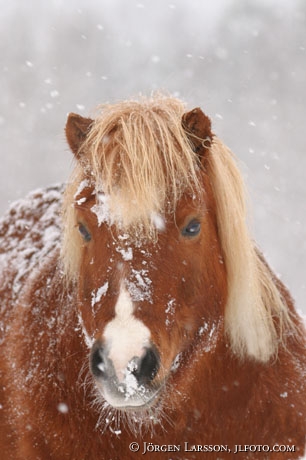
[65,113,94,158]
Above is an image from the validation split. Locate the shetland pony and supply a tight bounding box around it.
[0,95,305,459]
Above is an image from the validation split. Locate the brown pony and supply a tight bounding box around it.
[0,95,305,459]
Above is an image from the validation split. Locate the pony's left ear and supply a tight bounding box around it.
[65,113,94,158]
[182,108,213,160]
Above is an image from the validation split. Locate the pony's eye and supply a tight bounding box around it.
[78,223,91,242]
[181,219,201,238]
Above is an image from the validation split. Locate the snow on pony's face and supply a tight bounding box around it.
[70,178,226,415]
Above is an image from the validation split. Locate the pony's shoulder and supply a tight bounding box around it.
[0,184,64,297]
[0,184,64,250]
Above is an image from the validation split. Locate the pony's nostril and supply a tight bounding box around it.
[90,344,106,379]
[90,341,159,388]
[133,347,160,384]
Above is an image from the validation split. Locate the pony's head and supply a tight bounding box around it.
[62,95,290,432]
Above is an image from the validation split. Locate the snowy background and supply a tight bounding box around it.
[0,0,305,314]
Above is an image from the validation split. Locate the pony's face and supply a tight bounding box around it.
[73,181,227,414]
[64,99,227,428]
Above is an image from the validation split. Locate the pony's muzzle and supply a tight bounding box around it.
[90,340,160,408]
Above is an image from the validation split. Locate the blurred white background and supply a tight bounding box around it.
[0,0,305,313]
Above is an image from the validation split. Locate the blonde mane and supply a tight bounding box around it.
[62,95,200,279]
[62,95,293,363]
[80,95,200,229]
[207,139,293,362]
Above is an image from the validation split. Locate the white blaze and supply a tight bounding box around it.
[103,285,151,381]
